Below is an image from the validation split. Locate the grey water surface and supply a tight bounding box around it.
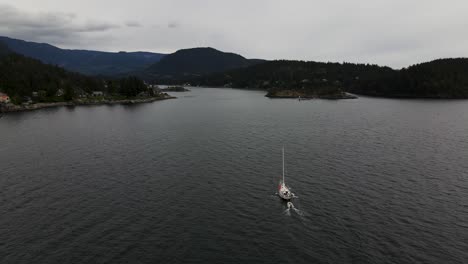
[1,87,468,263]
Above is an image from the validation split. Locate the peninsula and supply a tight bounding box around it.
[0,43,175,113]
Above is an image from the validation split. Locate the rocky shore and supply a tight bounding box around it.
[265,89,357,99]
[0,95,175,113]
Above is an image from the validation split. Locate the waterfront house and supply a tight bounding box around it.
[21,96,33,106]
[77,92,87,98]
[137,91,149,97]
[23,96,33,104]
[151,86,161,94]
[91,91,104,97]
[0,92,10,103]
[147,84,160,89]
[56,89,64,97]
[73,88,87,98]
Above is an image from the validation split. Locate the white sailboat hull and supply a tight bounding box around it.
[277,147,294,200]
[278,182,293,200]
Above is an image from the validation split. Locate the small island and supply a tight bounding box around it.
[265,88,357,99]
[161,86,190,92]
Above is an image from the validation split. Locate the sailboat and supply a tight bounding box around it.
[278,147,294,200]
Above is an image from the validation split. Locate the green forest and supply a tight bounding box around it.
[0,45,157,105]
[189,59,468,98]
[349,58,468,98]
[2,38,468,101]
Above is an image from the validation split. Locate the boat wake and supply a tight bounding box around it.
[283,201,305,217]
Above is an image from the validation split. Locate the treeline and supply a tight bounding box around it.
[0,46,153,104]
[106,76,153,97]
[0,52,99,103]
[349,58,468,98]
[190,60,393,95]
[188,58,468,98]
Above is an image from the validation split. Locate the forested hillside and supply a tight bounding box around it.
[191,59,468,98]
[349,58,468,98]
[0,47,152,104]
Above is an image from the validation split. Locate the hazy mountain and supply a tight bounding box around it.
[0,36,166,76]
[144,47,265,80]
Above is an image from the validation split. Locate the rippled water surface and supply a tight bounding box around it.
[1,88,468,264]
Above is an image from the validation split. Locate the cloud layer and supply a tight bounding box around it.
[1,0,468,68]
[0,4,122,46]
[125,21,142,28]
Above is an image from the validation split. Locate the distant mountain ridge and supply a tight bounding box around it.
[3,36,468,99]
[0,36,166,76]
[143,47,265,80]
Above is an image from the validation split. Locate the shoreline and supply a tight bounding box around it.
[161,86,190,92]
[265,91,358,100]
[0,96,176,113]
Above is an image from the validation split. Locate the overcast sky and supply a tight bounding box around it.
[1,0,467,68]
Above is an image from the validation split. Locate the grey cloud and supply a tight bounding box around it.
[2,0,468,67]
[168,22,179,29]
[125,21,142,27]
[76,21,120,32]
[0,4,119,45]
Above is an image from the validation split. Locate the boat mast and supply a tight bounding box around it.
[282,146,285,184]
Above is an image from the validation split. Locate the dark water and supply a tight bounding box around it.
[1,88,468,264]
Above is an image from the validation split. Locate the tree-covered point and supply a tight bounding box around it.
[121,76,146,96]
[191,58,468,99]
[349,58,468,98]
[0,49,155,104]
[191,60,393,95]
[0,52,102,103]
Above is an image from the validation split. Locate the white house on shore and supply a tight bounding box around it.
[0,92,10,104]
[91,91,104,97]
[56,89,64,97]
